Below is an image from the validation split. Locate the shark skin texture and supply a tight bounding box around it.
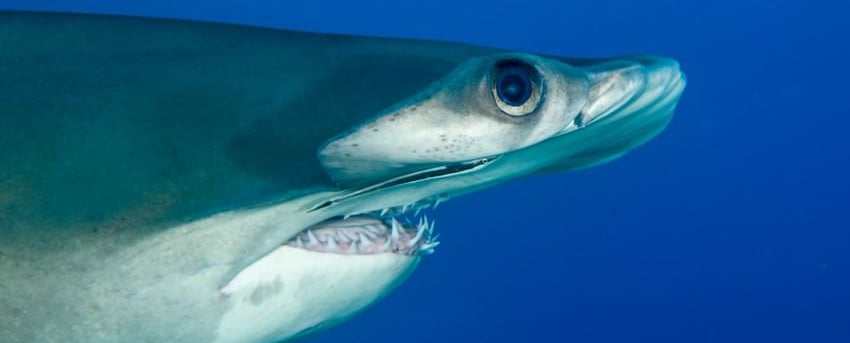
[0,11,685,343]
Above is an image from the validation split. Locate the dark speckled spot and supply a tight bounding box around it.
[248,277,284,306]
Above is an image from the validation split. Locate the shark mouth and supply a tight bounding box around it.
[291,156,496,256]
[285,157,496,256]
[285,212,440,256]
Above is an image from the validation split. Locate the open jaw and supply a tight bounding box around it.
[284,214,439,256]
[280,157,497,257]
[215,191,451,343]
[214,57,684,343]
[216,217,437,343]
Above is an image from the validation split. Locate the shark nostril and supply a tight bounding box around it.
[574,111,587,128]
[578,62,646,126]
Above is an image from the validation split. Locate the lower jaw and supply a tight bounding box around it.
[216,243,421,343]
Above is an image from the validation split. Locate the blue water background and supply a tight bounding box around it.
[2,1,848,342]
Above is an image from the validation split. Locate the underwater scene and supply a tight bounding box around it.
[0,1,847,342]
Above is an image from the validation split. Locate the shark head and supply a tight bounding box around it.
[0,12,684,343]
[311,53,685,212]
[215,54,685,343]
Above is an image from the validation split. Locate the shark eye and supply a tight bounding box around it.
[491,60,542,117]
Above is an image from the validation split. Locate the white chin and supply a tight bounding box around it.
[215,246,419,343]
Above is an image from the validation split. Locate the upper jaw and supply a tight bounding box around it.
[305,57,685,220]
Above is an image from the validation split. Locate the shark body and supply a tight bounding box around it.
[0,12,685,343]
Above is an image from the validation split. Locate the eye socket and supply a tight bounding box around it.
[491,60,542,116]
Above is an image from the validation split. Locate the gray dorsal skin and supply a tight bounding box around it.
[0,11,492,234]
[0,11,685,343]
[0,12,491,342]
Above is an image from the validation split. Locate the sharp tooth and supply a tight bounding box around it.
[407,239,418,248]
[366,224,384,235]
[363,230,378,239]
[408,224,425,247]
[348,241,358,254]
[327,237,338,250]
[420,241,440,251]
[391,219,401,241]
[348,231,360,241]
[380,208,389,217]
[402,203,409,213]
[343,214,351,220]
[294,236,304,248]
[358,232,372,244]
[381,237,392,251]
[434,197,444,209]
[337,230,352,243]
[414,206,422,216]
[306,230,318,243]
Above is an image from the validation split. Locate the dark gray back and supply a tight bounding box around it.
[0,12,492,239]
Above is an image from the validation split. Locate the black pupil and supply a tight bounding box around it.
[497,70,532,106]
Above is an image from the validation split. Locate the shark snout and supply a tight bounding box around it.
[636,56,685,88]
[631,56,686,107]
[577,56,684,127]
